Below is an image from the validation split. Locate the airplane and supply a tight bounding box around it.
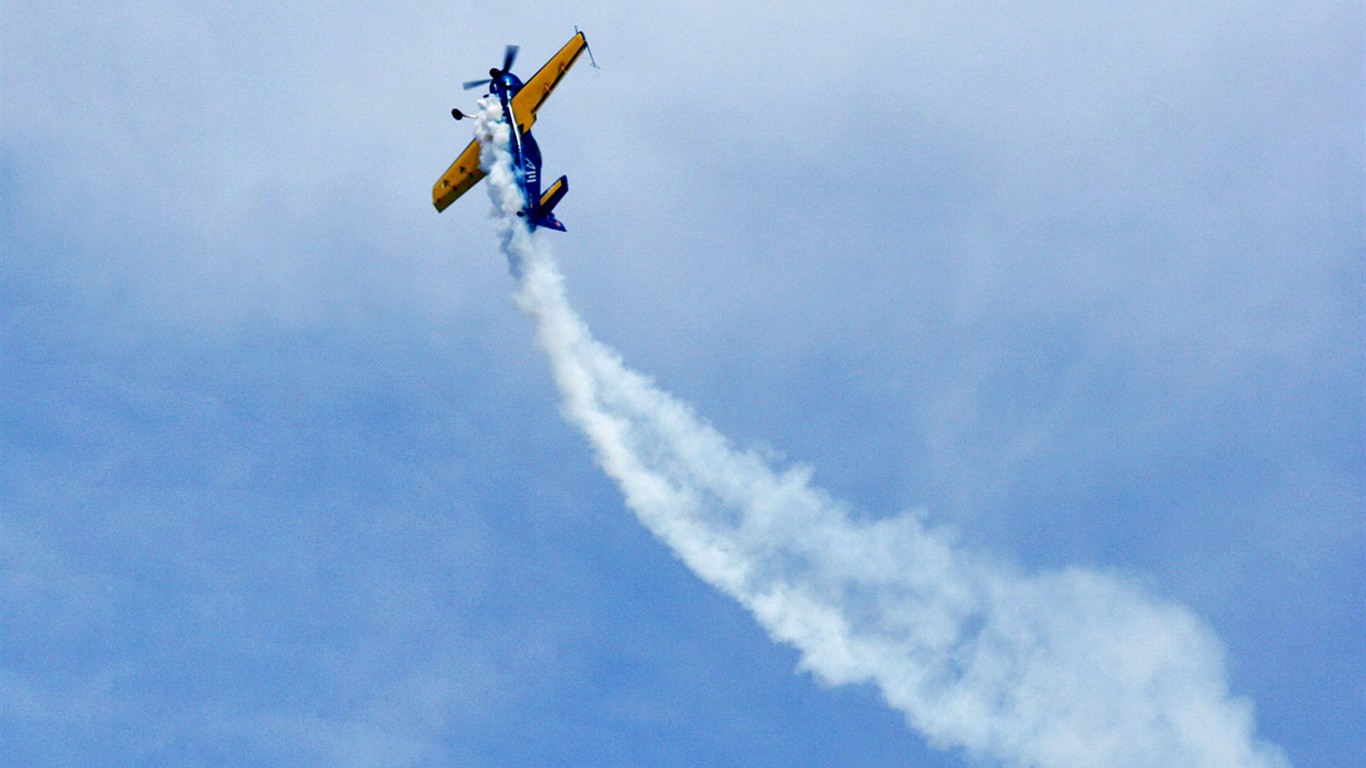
[432,30,594,231]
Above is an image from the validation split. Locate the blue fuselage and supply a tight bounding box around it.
[484,70,567,232]
[488,73,543,222]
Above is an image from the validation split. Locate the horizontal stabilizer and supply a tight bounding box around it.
[535,175,569,232]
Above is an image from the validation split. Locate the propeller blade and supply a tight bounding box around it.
[462,78,491,91]
[502,44,519,73]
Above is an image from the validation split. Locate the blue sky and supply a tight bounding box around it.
[3,1,1361,766]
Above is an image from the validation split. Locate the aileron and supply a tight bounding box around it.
[433,139,484,212]
[511,32,588,129]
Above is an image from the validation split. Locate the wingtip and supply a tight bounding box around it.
[575,26,601,70]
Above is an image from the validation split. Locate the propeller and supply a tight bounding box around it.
[462,45,519,91]
[453,44,520,119]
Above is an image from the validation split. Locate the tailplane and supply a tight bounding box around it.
[534,175,569,232]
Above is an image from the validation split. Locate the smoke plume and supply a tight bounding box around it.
[471,100,1290,768]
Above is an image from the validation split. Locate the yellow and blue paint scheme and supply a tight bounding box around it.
[432,31,590,232]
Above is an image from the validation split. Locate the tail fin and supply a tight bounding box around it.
[534,175,569,232]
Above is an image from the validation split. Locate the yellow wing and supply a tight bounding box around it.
[509,31,589,134]
[432,138,484,212]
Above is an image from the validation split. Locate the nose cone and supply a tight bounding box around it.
[487,71,523,100]
[498,72,524,95]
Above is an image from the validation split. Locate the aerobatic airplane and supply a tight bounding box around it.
[433,30,594,231]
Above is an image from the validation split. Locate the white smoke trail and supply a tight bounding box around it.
[471,101,1291,768]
